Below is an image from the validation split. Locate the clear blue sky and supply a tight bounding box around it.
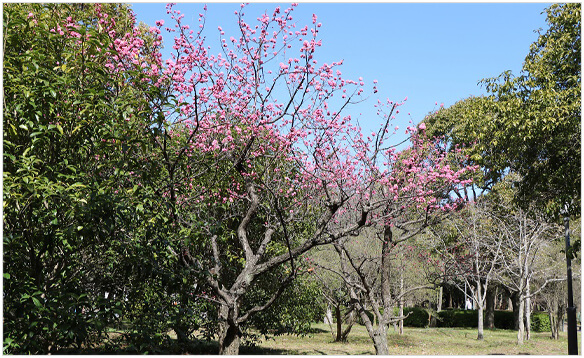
[131,2,550,140]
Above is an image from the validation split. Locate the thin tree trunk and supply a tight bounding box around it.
[477,305,485,340]
[511,292,520,330]
[340,309,356,342]
[485,285,496,329]
[525,281,531,341]
[517,296,525,345]
[399,270,404,335]
[437,286,443,312]
[476,280,484,340]
[335,305,343,342]
[549,307,559,339]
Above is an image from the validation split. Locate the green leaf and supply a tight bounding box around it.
[32,297,42,307]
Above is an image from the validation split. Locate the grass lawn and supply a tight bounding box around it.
[249,323,581,355]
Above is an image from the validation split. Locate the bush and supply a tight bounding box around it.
[531,312,551,332]
[434,309,545,331]
[437,309,478,328]
[402,307,436,328]
[493,310,515,330]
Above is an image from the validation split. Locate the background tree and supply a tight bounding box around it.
[430,198,504,340]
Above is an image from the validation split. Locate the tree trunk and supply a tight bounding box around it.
[340,309,356,342]
[437,286,443,312]
[511,292,520,330]
[399,270,404,335]
[485,285,496,329]
[549,308,559,339]
[477,305,485,340]
[476,280,484,340]
[372,328,389,355]
[218,304,241,355]
[517,296,525,345]
[335,305,343,342]
[525,282,531,341]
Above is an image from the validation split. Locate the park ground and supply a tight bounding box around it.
[249,324,581,355]
[62,323,581,355]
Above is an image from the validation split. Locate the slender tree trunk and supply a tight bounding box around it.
[476,281,484,340]
[335,305,343,342]
[511,292,520,330]
[549,307,559,339]
[218,304,241,355]
[477,305,485,340]
[485,286,496,329]
[517,296,525,345]
[399,270,404,335]
[340,309,356,342]
[437,286,443,312]
[525,282,531,341]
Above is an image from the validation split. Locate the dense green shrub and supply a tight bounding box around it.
[402,307,436,328]
[531,312,551,332]
[436,309,515,329]
[493,310,515,330]
[436,309,478,328]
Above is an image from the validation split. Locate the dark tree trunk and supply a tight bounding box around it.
[335,305,342,342]
[485,285,496,329]
[511,291,520,330]
[218,304,241,355]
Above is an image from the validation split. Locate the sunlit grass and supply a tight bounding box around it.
[253,323,581,355]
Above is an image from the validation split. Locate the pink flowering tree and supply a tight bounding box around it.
[75,3,477,354]
[322,126,476,354]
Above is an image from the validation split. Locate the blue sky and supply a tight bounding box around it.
[131,2,550,141]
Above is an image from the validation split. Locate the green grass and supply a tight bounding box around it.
[252,323,581,355]
[56,323,581,354]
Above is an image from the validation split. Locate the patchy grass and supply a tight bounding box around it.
[253,323,581,355]
[55,323,581,354]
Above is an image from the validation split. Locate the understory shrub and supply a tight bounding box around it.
[436,309,515,329]
[531,312,551,332]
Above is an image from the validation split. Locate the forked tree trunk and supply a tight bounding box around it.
[549,308,559,339]
[340,309,356,342]
[218,304,241,355]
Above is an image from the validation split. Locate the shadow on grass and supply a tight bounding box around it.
[55,338,295,355]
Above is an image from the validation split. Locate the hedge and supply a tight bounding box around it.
[355,308,550,332]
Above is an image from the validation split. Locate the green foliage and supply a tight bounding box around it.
[246,275,325,338]
[482,3,581,217]
[402,307,437,328]
[435,309,515,329]
[2,3,174,353]
[424,3,581,223]
[531,312,551,333]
